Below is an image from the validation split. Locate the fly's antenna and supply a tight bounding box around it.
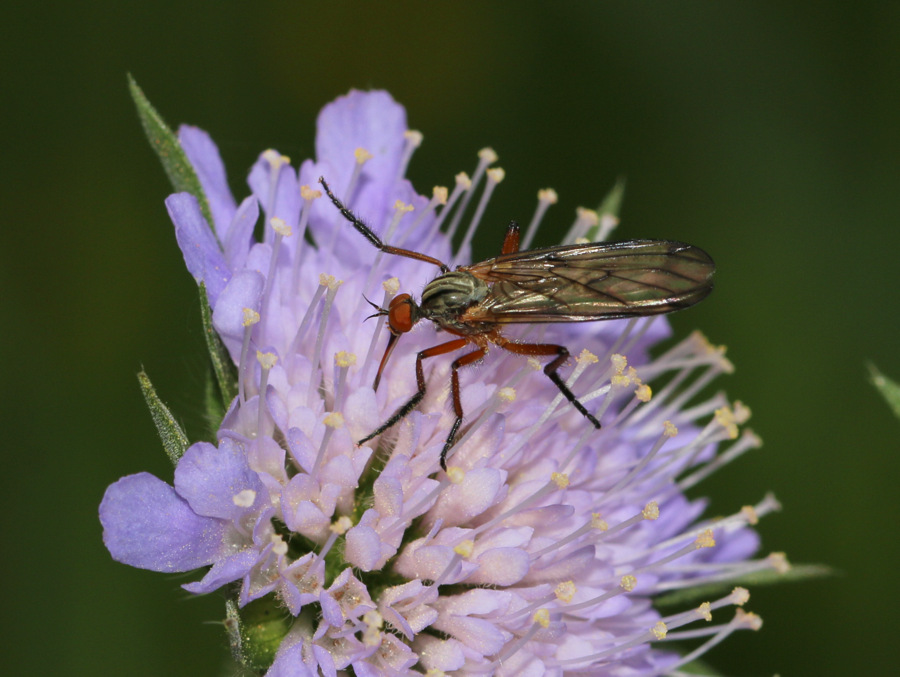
[362,295,387,323]
[319,176,450,273]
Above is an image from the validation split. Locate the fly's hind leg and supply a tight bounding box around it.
[500,220,520,255]
[440,346,487,470]
[495,338,601,429]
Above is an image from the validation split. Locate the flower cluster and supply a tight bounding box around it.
[101,90,782,675]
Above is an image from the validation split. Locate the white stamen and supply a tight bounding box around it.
[595,213,620,242]
[262,217,291,315]
[425,174,469,245]
[562,207,599,245]
[395,130,423,186]
[521,187,558,250]
[307,276,342,405]
[327,148,371,252]
[238,308,260,403]
[318,516,354,559]
[451,167,504,268]
[659,608,762,671]
[397,186,447,246]
[361,282,397,387]
[256,350,277,436]
[492,612,548,665]
[596,424,675,506]
[364,200,414,299]
[673,429,762,495]
[344,148,372,204]
[445,383,520,464]
[474,471,569,537]
[287,281,327,372]
[261,150,290,223]
[446,149,496,240]
[291,185,321,291]
[312,411,344,476]
[332,351,357,411]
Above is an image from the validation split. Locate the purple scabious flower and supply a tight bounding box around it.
[101,90,784,675]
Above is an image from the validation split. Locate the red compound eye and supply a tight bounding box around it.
[388,294,415,333]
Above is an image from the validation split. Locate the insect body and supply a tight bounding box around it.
[319,177,715,470]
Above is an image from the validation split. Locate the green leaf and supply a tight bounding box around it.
[585,176,626,241]
[204,371,226,440]
[868,363,900,421]
[200,282,239,407]
[231,596,293,672]
[127,74,215,231]
[654,563,832,608]
[137,370,190,464]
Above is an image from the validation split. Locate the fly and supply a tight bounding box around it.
[319,177,715,470]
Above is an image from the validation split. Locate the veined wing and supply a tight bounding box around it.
[461,239,714,323]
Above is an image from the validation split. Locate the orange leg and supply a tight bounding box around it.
[320,177,450,272]
[359,337,470,447]
[500,220,520,255]
[495,337,601,429]
[440,346,488,469]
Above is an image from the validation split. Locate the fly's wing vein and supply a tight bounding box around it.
[462,240,714,324]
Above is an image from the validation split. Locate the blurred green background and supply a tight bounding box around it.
[4,2,897,675]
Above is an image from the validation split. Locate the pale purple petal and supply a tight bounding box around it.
[100,473,225,571]
[268,638,318,677]
[174,438,263,519]
[211,269,264,352]
[182,549,258,593]
[345,524,382,571]
[248,153,302,231]
[178,125,237,237]
[223,195,258,270]
[166,192,231,304]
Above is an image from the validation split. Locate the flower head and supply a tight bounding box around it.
[101,90,781,674]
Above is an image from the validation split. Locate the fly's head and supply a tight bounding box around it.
[386,293,421,336]
[370,293,422,392]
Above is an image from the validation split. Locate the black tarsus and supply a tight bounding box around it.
[319,177,450,273]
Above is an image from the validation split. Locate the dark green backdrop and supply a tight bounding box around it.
[4,2,897,675]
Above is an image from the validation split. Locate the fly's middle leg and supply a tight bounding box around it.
[495,338,602,430]
[440,346,487,470]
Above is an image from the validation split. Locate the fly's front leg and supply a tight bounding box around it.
[440,346,487,470]
[359,338,469,446]
[496,339,601,429]
[319,177,449,272]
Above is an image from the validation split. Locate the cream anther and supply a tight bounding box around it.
[538,188,558,204]
[486,167,505,184]
[404,130,423,147]
[478,147,498,163]
[256,351,278,370]
[323,412,344,429]
[232,489,257,508]
[300,184,322,201]
[242,308,260,327]
[650,621,668,640]
[335,351,357,368]
[695,529,716,549]
[270,217,292,237]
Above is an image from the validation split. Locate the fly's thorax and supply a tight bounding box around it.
[420,271,490,325]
